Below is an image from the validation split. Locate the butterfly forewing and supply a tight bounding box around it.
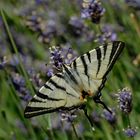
[70,41,125,94]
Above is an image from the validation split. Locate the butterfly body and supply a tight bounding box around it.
[24,41,125,118]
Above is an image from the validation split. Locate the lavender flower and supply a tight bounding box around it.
[81,0,105,23]
[102,109,116,125]
[97,24,117,43]
[50,46,63,69]
[76,123,85,137]
[91,111,101,124]
[35,0,48,5]
[61,111,77,122]
[125,0,140,10]
[48,44,78,73]
[25,11,57,44]
[15,119,27,134]
[12,73,26,89]
[28,69,43,88]
[123,127,137,137]
[61,44,77,64]
[11,73,32,101]
[38,20,57,43]
[26,14,43,32]
[68,16,85,36]
[117,88,132,114]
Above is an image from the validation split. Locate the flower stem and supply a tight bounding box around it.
[71,121,79,139]
[126,115,135,140]
[98,24,103,34]
[0,9,35,95]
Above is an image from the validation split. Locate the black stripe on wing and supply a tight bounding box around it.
[24,106,60,118]
[63,64,78,84]
[49,79,66,91]
[44,84,53,91]
[55,73,65,79]
[24,104,82,118]
[36,91,64,101]
[86,51,91,63]
[72,60,79,75]
[80,55,90,85]
[103,43,107,59]
[105,41,125,77]
[96,47,102,76]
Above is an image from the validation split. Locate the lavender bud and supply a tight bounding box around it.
[47,68,54,77]
[123,127,137,137]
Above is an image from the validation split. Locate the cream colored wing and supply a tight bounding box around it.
[70,41,125,93]
[24,73,83,118]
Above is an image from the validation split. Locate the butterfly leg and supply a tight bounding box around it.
[93,93,112,114]
[81,105,95,131]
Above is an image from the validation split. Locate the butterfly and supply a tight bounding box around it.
[24,41,125,128]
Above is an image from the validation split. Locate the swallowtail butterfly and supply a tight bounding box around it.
[24,41,125,128]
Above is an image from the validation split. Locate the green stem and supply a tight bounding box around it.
[126,115,135,140]
[98,24,103,34]
[127,115,131,127]
[0,9,34,95]
[71,121,79,139]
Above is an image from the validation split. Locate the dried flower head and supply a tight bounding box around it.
[81,0,105,23]
[117,88,132,114]
[69,16,85,36]
[123,127,137,137]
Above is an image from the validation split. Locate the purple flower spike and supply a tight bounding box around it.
[50,46,63,69]
[123,127,137,137]
[117,88,132,114]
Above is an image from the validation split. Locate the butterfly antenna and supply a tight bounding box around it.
[81,105,95,131]
[93,93,112,114]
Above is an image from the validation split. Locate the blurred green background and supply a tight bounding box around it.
[0,0,140,140]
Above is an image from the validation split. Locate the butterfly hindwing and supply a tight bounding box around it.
[24,73,82,118]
